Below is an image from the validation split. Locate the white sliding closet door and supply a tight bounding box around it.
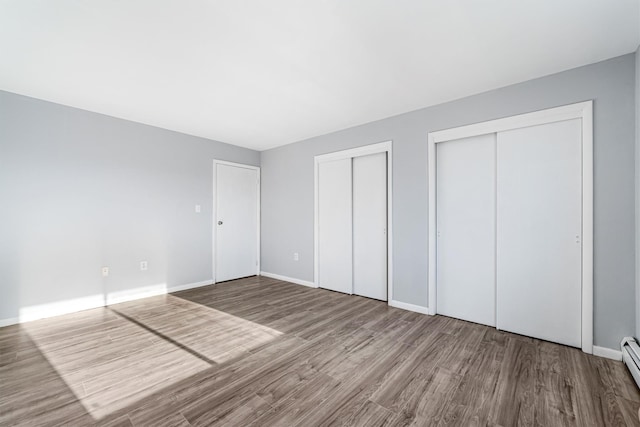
[436,134,496,327]
[496,119,582,347]
[353,152,387,300]
[318,158,353,294]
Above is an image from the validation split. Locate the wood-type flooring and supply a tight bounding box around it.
[1,275,639,426]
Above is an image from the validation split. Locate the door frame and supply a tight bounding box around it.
[212,159,261,283]
[314,141,393,301]
[427,101,593,354]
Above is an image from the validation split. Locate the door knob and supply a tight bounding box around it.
[218,221,223,225]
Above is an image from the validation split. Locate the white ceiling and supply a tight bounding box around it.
[1,1,639,151]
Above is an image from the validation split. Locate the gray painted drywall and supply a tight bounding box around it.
[0,90,259,321]
[636,46,640,340]
[261,53,636,350]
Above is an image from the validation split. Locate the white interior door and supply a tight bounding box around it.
[436,134,496,327]
[215,163,258,282]
[353,152,387,300]
[496,119,582,347]
[318,158,353,294]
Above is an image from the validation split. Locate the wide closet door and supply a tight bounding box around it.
[317,152,388,300]
[496,119,582,347]
[435,118,583,348]
[436,134,496,327]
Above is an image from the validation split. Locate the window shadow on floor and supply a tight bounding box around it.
[2,276,296,424]
[1,275,388,425]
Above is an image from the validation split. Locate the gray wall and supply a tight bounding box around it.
[636,45,640,339]
[261,53,636,350]
[0,90,259,321]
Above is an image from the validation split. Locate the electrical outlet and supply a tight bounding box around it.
[195,204,201,213]
[102,267,109,277]
[293,252,299,261]
[140,261,148,271]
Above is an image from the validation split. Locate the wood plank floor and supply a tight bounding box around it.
[1,275,639,426]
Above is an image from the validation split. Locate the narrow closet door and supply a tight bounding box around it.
[496,119,582,347]
[318,158,353,294]
[436,134,496,326]
[353,152,387,300]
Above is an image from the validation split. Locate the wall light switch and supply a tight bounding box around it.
[195,204,201,213]
[140,261,148,271]
[102,267,109,277]
[293,252,299,261]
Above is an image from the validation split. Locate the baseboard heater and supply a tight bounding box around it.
[621,337,640,389]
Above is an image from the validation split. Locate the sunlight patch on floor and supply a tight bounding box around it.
[23,295,282,420]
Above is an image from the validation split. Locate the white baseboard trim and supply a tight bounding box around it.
[106,284,168,305]
[260,271,317,288]
[168,279,215,293]
[0,317,20,328]
[593,345,623,361]
[388,300,431,315]
[0,279,216,329]
[19,294,106,323]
